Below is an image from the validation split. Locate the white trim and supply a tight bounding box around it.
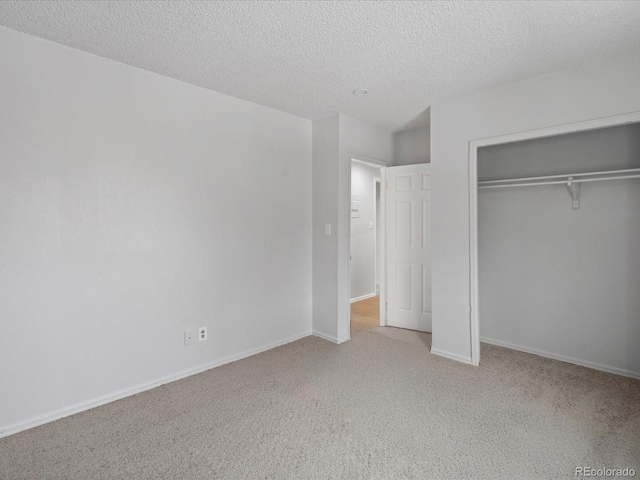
[350,292,377,303]
[470,111,640,148]
[0,330,312,439]
[379,168,387,326]
[468,110,640,369]
[430,347,474,365]
[480,337,640,380]
[469,141,480,366]
[372,175,386,326]
[312,330,342,344]
[373,176,381,297]
[351,155,388,168]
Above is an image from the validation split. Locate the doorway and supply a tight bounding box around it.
[350,160,383,336]
[348,159,432,338]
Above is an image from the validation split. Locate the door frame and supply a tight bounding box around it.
[373,176,381,300]
[468,110,640,366]
[349,156,387,336]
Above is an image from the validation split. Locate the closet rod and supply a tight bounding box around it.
[478,173,640,190]
[478,167,640,187]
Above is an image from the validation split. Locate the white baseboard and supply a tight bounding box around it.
[0,330,312,439]
[480,336,640,380]
[430,347,474,365]
[350,292,377,303]
[312,330,341,344]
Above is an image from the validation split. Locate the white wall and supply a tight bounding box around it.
[394,127,430,165]
[478,124,640,376]
[350,162,380,300]
[431,53,640,364]
[312,115,340,341]
[0,26,312,436]
[312,114,394,342]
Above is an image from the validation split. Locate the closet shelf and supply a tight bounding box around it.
[477,167,640,210]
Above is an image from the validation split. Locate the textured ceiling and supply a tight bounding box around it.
[1,1,640,132]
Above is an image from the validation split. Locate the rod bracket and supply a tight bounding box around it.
[567,177,580,209]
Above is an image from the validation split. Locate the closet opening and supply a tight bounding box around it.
[469,112,640,377]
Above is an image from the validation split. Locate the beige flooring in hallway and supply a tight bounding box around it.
[350,295,380,336]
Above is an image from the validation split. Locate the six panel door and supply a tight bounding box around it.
[386,163,432,332]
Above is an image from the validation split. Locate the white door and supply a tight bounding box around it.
[386,164,432,332]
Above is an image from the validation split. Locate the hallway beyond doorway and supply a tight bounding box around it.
[350,296,380,336]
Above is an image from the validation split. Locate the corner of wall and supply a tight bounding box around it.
[311,115,341,339]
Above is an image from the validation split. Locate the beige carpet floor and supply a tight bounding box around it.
[350,295,380,336]
[1,327,639,479]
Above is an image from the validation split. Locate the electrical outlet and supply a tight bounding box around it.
[184,330,195,346]
[198,326,207,341]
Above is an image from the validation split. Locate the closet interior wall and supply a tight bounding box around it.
[478,124,640,377]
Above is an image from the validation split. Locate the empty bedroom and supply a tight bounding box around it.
[1,1,639,479]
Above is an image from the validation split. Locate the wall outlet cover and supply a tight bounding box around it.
[184,330,195,346]
[198,326,207,341]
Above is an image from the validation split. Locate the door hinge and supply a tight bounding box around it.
[385,302,388,312]
[385,181,388,190]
